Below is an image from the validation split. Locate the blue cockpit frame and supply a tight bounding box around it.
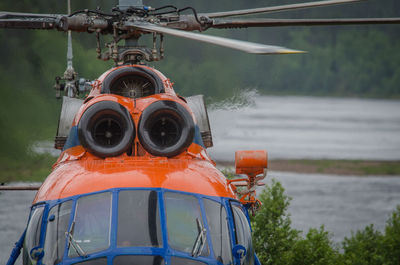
[19,188,260,265]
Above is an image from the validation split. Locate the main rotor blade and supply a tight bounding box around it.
[0,11,62,19]
[0,11,62,29]
[0,186,41,191]
[127,22,304,54]
[203,0,365,18]
[212,18,400,28]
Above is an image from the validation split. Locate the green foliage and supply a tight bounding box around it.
[253,180,400,265]
[252,180,300,265]
[0,154,55,183]
[342,225,384,265]
[382,206,400,264]
[287,227,340,265]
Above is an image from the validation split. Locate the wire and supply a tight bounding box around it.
[151,5,203,25]
[154,5,178,11]
[69,5,203,26]
[68,9,119,17]
[177,7,203,25]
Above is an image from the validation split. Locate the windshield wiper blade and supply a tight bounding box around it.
[191,218,207,257]
[65,222,87,258]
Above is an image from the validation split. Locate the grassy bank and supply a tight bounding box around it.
[0,154,55,183]
[218,159,400,176]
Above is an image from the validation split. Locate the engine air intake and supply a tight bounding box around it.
[101,67,164,98]
[78,101,135,158]
[138,100,195,158]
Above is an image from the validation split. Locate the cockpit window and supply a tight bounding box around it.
[24,206,44,251]
[68,192,112,257]
[164,192,209,256]
[117,190,162,247]
[43,200,72,265]
[203,199,232,264]
[231,203,254,265]
[23,206,44,265]
[113,255,164,265]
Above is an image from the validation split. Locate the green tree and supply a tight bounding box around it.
[342,225,384,265]
[252,180,400,265]
[252,179,300,265]
[382,206,400,264]
[287,226,341,265]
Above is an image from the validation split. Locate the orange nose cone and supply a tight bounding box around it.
[235,150,268,175]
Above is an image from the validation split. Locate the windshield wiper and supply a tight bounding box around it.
[191,218,207,257]
[65,221,87,258]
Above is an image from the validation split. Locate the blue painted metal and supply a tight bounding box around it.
[254,253,262,265]
[63,126,80,151]
[17,188,260,265]
[6,229,26,265]
[193,125,206,148]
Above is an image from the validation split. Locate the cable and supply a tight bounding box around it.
[68,9,119,17]
[177,7,203,25]
[154,5,178,11]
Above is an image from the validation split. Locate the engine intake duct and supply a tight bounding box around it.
[138,100,195,158]
[78,101,135,158]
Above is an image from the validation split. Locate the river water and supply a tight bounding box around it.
[208,94,400,161]
[1,95,400,263]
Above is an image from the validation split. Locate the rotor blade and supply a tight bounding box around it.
[212,18,400,28]
[0,11,62,19]
[0,18,59,29]
[0,12,62,29]
[202,0,365,18]
[126,22,304,54]
[0,186,41,191]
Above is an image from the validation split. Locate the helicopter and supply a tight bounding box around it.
[1,0,400,265]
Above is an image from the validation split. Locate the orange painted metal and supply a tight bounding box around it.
[33,64,237,204]
[34,157,235,203]
[230,150,268,214]
[235,150,268,175]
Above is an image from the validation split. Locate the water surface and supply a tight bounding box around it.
[209,95,400,161]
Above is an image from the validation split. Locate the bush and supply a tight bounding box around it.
[342,225,384,265]
[382,206,400,264]
[252,179,400,265]
[288,226,340,265]
[252,179,300,265]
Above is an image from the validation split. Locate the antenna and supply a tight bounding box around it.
[66,0,73,71]
[63,0,77,98]
[54,0,79,98]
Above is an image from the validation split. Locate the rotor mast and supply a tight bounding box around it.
[119,0,142,47]
[64,0,77,98]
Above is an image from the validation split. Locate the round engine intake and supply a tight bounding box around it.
[78,101,135,158]
[101,66,164,98]
[138,100,195,158]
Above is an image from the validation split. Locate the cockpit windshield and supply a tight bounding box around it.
[117,190,162,247]
[164,192,209,257]
[203,199,232,264]
[69,192,112,257]
[29,189,254,265]
[43,200,72,265]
